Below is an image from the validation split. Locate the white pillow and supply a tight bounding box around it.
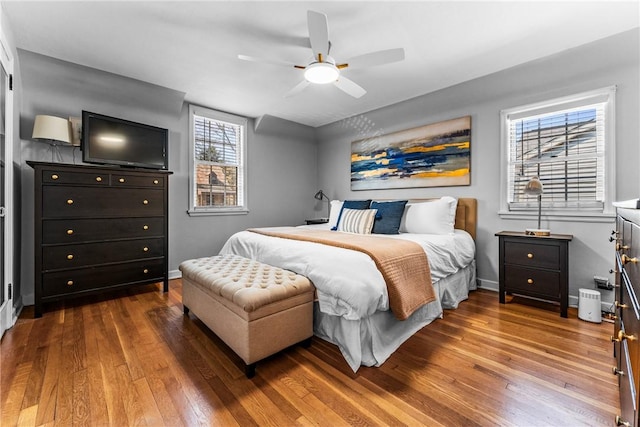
[337,208,377,234]
[328,200,343,229]
[399,197,458,234]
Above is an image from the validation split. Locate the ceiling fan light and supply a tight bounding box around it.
[304,63,339,84]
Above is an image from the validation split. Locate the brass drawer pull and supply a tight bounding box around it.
[143,200,149,205]
[143,225,149,230]
[527,278,534,284]
[616,415,631,427]
[612,366,625,376]
[527,253,533,259]
[143,268,149,274]
[143,247,149,252]
[67,199,74,205]
[66,229,74,235]
[67,254,74,260]
[51,174,59,180]
[615,301,628,309]
[611,330,635,343]
[616,243,630,251]
[96,176,102,182]
[67,280,74,286]
[153,179,159,185]
[119,178,125,183]
[622,254,638,264]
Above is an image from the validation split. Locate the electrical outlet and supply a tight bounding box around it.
[594,275,613,290]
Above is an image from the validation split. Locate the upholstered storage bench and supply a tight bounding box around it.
[179,254,314,378]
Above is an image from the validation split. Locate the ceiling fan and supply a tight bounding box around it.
[238,10,405,99]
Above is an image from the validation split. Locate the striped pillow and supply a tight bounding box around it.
[337,208,378,234]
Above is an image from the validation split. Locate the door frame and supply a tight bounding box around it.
[0,22,15,337]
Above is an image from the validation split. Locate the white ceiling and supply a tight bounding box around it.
[4,1,639,128]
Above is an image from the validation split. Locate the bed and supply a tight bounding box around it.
[219,197,477,372]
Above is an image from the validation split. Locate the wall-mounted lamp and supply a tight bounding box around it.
[32,115,72,162]
[314,190,330,219]
[523,175,550,236]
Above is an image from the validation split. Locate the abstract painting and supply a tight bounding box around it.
[351,116,471,190]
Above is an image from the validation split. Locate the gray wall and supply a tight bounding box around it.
[17,51,318,305]
[316,28,640,307]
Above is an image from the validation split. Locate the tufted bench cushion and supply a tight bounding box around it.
[179,254,314,378]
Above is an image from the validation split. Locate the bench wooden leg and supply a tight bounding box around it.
[245,363,256,379]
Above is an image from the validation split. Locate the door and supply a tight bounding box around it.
[0,30,13,337]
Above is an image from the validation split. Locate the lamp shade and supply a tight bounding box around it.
[304,63,339,84]
[32,115,71,145]
[523,176,543,196]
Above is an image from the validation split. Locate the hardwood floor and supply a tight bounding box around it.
[1,281,618,426]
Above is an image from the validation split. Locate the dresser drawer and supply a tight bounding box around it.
[111,173,165,188]
[43,217,164,244]
[43,238,165,270]
[43,187,164,218]
[504,241,560,270]
[621,219,640,289]
[41,168,110,186]
[504,265,560,299]
[618,339,637,427]
[41,259,165,298]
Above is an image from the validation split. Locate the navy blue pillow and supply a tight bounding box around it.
[332,199,372,230]
[371,200,408,234]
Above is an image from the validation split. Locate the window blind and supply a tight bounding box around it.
[507,103,606,211]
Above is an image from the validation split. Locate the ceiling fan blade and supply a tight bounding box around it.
[284,80,310,98]
[307,10,329,58]
[238,54,298,68]
[334,77,366,99]
[343,48,405,70]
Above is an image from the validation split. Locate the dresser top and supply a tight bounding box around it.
[618,208,640,226]
[495,231,573,241]
[26,160,172,175]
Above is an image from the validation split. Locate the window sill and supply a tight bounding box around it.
[187,208,249,217]
[498,210,615,223]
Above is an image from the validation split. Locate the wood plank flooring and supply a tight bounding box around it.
[1,281,618,426]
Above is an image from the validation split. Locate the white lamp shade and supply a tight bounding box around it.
[32,115,71,144]
[304,63,340,84]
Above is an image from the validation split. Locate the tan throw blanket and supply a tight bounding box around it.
[248,228,435,320]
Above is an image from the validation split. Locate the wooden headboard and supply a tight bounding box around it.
[406,197,477,240]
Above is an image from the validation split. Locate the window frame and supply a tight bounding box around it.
[188,104,248,216]
[499,86,616,222]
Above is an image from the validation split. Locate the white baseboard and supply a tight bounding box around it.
[169,269,182,280]
[476,278,498,292]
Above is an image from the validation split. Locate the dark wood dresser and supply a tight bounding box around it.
[496,231,573,317]
[613,208,640,426]
[28,161,172,318]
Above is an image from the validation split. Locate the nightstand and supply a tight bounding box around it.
[305,218,329,225]
[495,231,573,317]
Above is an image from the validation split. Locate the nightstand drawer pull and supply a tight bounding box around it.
[143,225,149,230]
[67,280,74,286]
[67,254,74,260]
[96,176,102,182]
[527,278,534,284]
[143,200,149,205]
[612,366,625,376]
[153,179,159,185]
[143,268,149,274]
[143,247,149,252]
[67,199,74,205]
[51,174,59,180]
[527,253,533,259]
[622,254,638,264]
[119,178,125,183]
[66,229,74,235]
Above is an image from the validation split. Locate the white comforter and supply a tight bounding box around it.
[219,226,475,321]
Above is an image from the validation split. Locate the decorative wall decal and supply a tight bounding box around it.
[351,116,471,190]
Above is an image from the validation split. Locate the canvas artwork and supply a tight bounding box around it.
[351,116,471,190]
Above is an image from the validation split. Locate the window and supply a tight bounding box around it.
[188,105,248,215]
[500,87,616,220]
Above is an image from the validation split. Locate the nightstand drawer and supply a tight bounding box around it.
[504,241,560,270]
[504,265,560,299]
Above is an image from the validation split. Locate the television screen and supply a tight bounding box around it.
[82,111,168,170]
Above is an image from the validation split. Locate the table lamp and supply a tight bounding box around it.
[523,175,550,236]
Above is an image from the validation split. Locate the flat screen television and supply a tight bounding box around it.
[82,111,168,170]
